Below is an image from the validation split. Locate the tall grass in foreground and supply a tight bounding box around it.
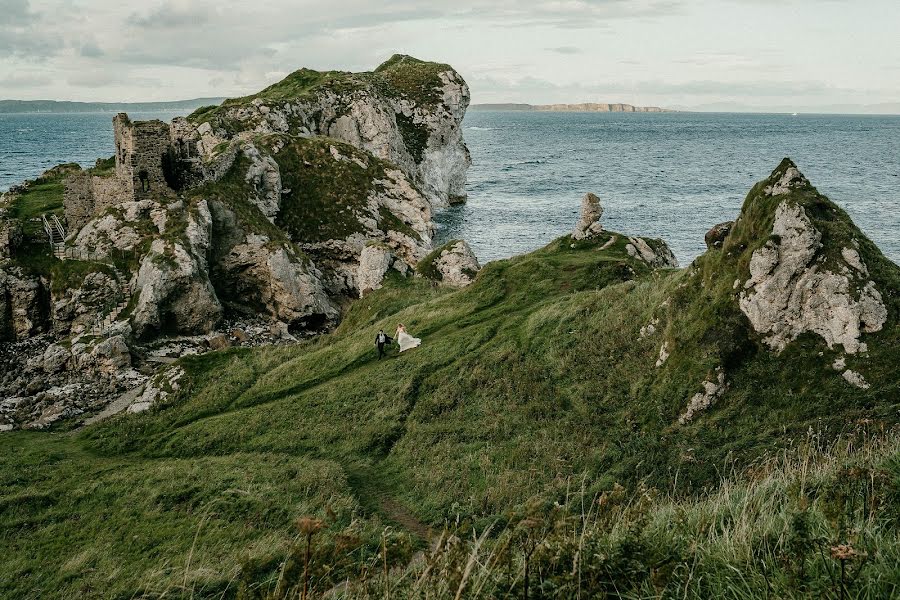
[241,428,900,599]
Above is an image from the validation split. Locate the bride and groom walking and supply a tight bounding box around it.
[375,324,421,359]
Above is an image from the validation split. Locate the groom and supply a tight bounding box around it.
[375,329,392,360]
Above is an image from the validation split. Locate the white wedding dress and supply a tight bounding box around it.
[396,329,421,352]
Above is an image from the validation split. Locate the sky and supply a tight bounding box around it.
[2,0,899,111]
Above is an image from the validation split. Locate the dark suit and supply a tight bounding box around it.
[375,332,392,359]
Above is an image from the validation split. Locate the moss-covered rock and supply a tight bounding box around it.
[185,54,471,209]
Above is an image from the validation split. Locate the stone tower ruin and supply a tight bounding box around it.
[63,113,186,232]
[113,114,173,201]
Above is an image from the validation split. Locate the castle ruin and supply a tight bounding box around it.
[64,113,197,232]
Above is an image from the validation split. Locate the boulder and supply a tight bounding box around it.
[625,237,679,269]
[430,240,481,287]
[571,193,604,241]
[132,239,222,338]
[704,221,734,249]
[89,335,131,374]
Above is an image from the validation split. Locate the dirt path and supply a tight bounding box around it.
[79,385,145,428]
[345,463,432,542]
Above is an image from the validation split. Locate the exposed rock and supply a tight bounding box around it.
[51,271,120,336]
[357,245,393,296]
[217,232,338,328]
[1,267,47,340]
[679,368,727,424]
[739,201,887,354]
[132,239,222,338]
[128,365,184,414]
[571,193,604,241]
[242,142,282,222]
[655,341,670,367]
[429,240,481,287]
[704,221,734,249]
[207,333,231,350]
[41,343,71,373]
[842,369,870,390]
[625,237,679,269]
[764,165,808,196]
[189,55,471,210]
[88,335,131,374]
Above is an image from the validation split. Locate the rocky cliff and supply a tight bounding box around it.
[182,54,471,208]
[0,55,478,430]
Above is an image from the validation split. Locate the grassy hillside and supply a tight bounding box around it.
[1,161,898,598]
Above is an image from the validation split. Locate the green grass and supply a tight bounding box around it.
[2,161,899,598]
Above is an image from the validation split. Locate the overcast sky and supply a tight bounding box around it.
[2,0,899,110]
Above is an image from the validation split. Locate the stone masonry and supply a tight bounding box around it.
[64,113,179,232]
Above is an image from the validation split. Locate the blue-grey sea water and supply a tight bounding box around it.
[2,111,898,264]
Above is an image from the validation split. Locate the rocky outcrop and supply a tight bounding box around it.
[50,271,120,336]
[357,245,394,296]
[572,193,604,241]
[186,55,471,210]
[739,200,887,354]
[679,368,727,424]
[132,239,222,338]
[0,267,47,340]
[625,237,679,269]
[419,240,481,287]
[705,221,734,249]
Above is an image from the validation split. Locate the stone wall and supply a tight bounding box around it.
[64,173,96,232]
[0,213,20,259]
[91,175,129,215]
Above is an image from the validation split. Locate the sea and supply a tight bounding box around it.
[2,110,899,265]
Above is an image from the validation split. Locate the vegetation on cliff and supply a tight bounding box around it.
[1,162,898,598]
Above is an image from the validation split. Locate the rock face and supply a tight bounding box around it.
[132,239,222,339]
[357,245,394,296]
[739,200,886,354]
[186,55,471,210]
[572,193,604,241]
[0,267,47,341]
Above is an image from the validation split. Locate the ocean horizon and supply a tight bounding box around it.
[3,109,899,265]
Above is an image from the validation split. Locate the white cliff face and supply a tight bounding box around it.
[356,245,394,296]
[242,142,282,222]
[739,201,887,354]
[625,237,679,269]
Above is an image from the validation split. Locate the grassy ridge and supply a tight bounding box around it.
[2,162,899,597]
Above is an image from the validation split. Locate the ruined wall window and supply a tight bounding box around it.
[138,170,150,192]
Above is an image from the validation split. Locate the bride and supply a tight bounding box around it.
[395,323,421,353]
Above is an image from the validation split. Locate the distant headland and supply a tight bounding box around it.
[470,102,674,112]
[0,98,225,114]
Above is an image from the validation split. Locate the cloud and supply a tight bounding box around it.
[546,46,582,54]
[0,72,52,88]
[0,0,63,57]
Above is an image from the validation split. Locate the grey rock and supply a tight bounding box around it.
[739,200,887,354]
[432,240,481,287]
[571,193,604,241]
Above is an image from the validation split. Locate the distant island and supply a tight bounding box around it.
[0,98,225,114]
[471,102,673,112]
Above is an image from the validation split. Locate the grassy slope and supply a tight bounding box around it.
[2,162,899,597]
